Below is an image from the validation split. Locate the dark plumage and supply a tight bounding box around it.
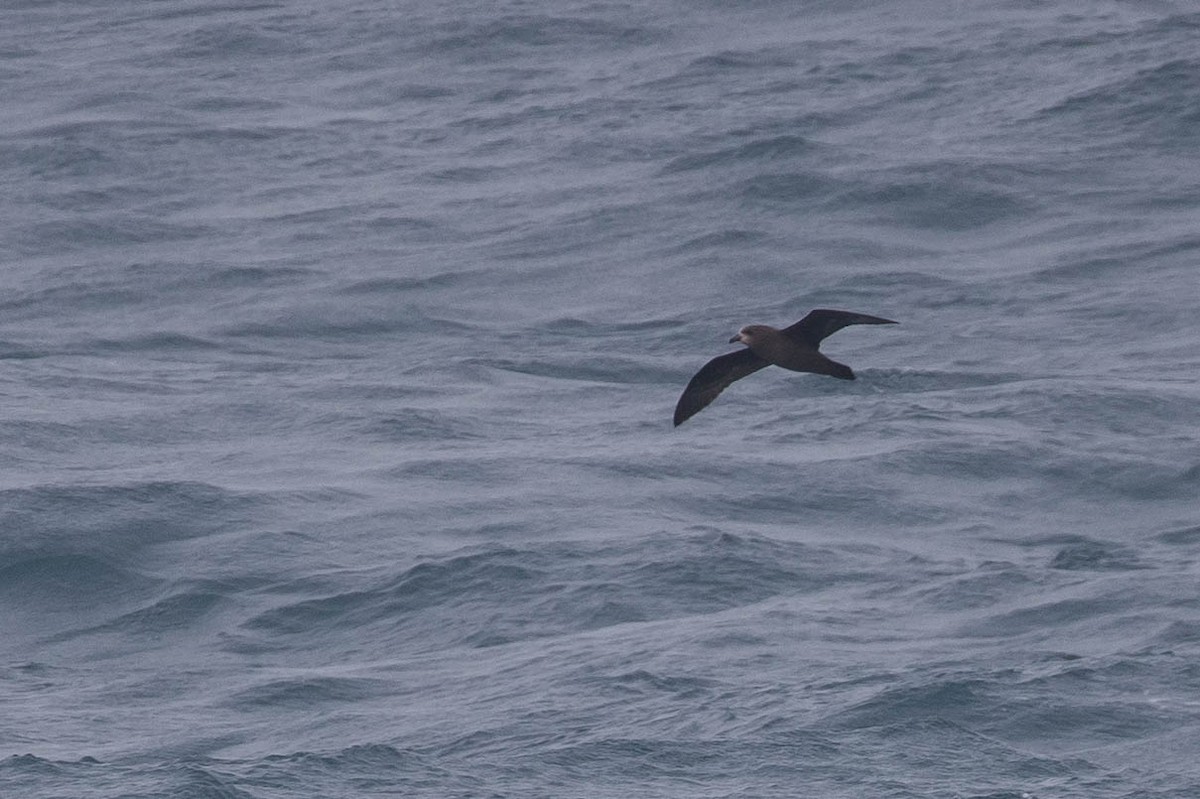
[673,309,897,426]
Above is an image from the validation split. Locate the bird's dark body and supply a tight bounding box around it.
[739,327,853,378]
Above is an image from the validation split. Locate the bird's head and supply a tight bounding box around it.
[730,325,770,345]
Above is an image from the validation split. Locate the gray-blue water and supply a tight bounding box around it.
[3,1,1200,796]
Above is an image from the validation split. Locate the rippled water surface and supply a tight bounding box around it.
[3,1,1200,797]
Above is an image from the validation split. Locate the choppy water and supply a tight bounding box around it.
[3,1,1200,797]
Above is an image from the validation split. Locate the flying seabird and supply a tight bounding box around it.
[673,309,897,426]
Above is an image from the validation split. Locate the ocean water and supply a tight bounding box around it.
[3,0,1200,796]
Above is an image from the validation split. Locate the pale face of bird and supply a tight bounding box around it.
[729,325,772,345]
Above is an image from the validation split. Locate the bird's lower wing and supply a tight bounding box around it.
[673,349,769,426]
[782,309,897,347]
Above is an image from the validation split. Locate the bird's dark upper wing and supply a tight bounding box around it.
[673,348,769,426]
[782,309,897,348]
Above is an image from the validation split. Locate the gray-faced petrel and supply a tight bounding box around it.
[673,309,898,426]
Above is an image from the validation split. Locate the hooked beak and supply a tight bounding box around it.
[729,333,742,344]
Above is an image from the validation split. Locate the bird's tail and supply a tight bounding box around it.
[818,358,855,380]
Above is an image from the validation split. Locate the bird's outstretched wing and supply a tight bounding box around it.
[782,309,897,348]
[674,348,769,426]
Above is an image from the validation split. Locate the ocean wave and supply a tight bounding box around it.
[240,534,865,654]
[0,481,264,565]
